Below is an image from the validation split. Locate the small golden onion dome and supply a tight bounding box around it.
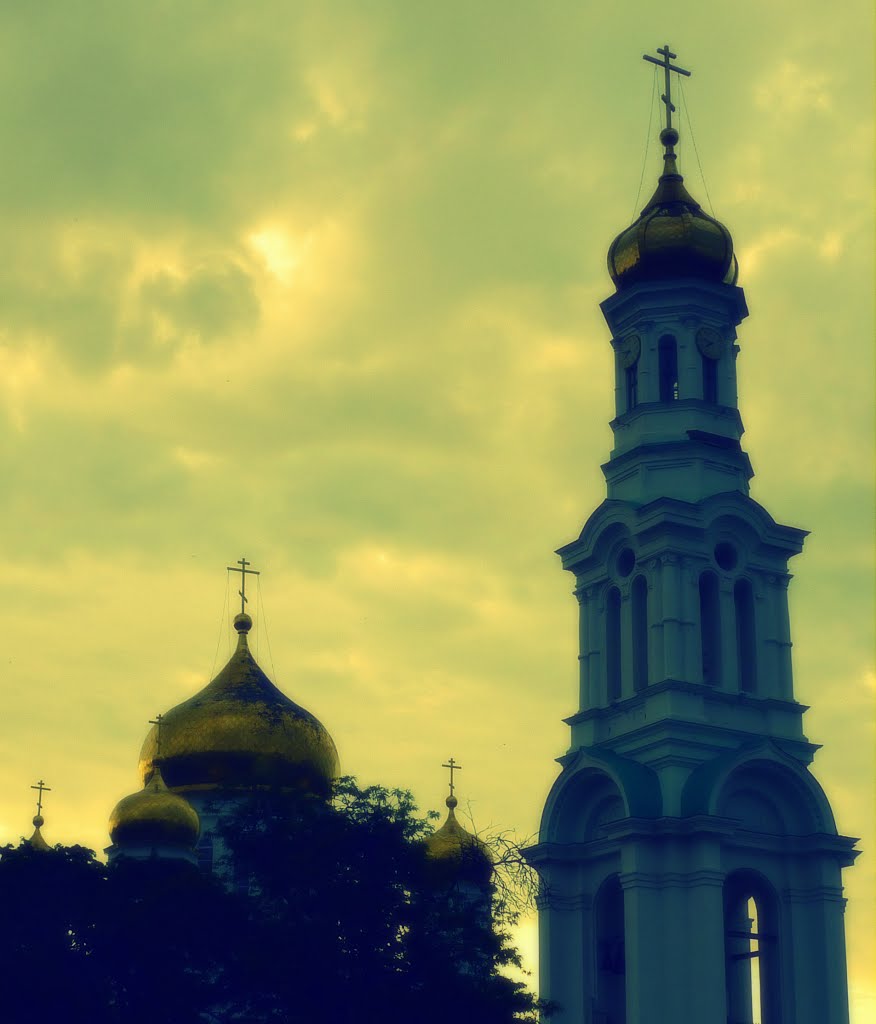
[608,128,737,292]
[26,814,51,852]
[424,795,492,887]
[138,613,339,796]
[109,765,200,848]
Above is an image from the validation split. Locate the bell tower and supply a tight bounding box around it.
[527,46,858,1024]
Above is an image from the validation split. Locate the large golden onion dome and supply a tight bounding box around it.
[424,794,492,887]
[138,612,339,796]
[608,127,737,291]
[109,764,200,848]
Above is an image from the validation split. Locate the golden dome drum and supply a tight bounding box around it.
[109,765,200,848]
[139,613,339,796]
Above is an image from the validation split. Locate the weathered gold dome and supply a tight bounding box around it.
[608,128,737,291]
[424,795,492,887]
[109,765,200,848]
[26,815,51,852]
[139,613,339,795]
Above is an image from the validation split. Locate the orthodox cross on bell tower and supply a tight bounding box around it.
[442,757,462,798]
[31,779,51,816]
[643,44,691,134]
[227,556,260,615]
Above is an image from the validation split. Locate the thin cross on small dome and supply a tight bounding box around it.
[643,44,691,134]
[31,779,51,816]
[149,713,165,759]
[442,757,462,797]
[227,556,260,616]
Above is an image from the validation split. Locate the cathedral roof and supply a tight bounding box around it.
[424,793,492,887]
[607,126,738,291]
[109,764,200,849]
[138,612,339,795]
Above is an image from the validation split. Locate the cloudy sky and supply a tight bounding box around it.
[0,1,872,1016]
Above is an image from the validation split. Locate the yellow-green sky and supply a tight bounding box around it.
[0,2,872,1017]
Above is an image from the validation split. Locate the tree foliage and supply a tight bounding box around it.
[0,779,549,1023]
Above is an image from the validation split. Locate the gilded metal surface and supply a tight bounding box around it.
[109,765,200,847]
[138,622,339,795]
[26,817,51,852]
[424,796,492,885]
[608,153,737,291]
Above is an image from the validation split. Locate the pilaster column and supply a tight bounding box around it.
[576,587,588,710]
[577,587,595,710]
[620,586,633,700]
[648,558,665,685]
[590,587,605,706]
[785,882,852,1024]
[775,574,794,699]
[612,347,626,419]
[679,320,698,400]
[678,557,699,682]
[537,880,591,1024]
[661,553,683,679]
[620,869,666,1024]
[718,576,739,692]
[682,868,729,1020]
[761,575,784,699]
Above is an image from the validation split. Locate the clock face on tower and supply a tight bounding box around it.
[617,333,641,368]
[696,326,725,360]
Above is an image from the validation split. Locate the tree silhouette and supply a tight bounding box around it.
[0,780,550,1023]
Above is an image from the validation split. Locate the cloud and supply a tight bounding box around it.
[0,4,871,1015]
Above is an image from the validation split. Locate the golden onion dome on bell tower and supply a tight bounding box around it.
[138,608,339,796]
[607,48,738,292]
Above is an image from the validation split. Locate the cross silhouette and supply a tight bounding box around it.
[149,713,165,759]
[227,557,260,615]
[441,757,462,797]
[31,779,51,816]
[643,44,691,134]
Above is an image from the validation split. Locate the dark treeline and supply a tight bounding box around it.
[0,779,549,1023]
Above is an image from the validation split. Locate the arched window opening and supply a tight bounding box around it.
[703,354,718,403]
[658,335,679,402]
[606,587,622,702]
[631,575,648,691]
[595,875,626,1024]
[625,364,638,411]
[197,835,214,873]
[699,572,721,686]
[724,877,780,1024]
[735,579,757,693]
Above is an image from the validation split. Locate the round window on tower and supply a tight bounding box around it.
[616,548,636,578]
[714,542,738,571]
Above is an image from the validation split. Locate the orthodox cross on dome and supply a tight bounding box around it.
[149,713,165,759]
[31,779,51,816]
[227,556,260,616]
[442,757,462,798]
[643,44,691,134]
